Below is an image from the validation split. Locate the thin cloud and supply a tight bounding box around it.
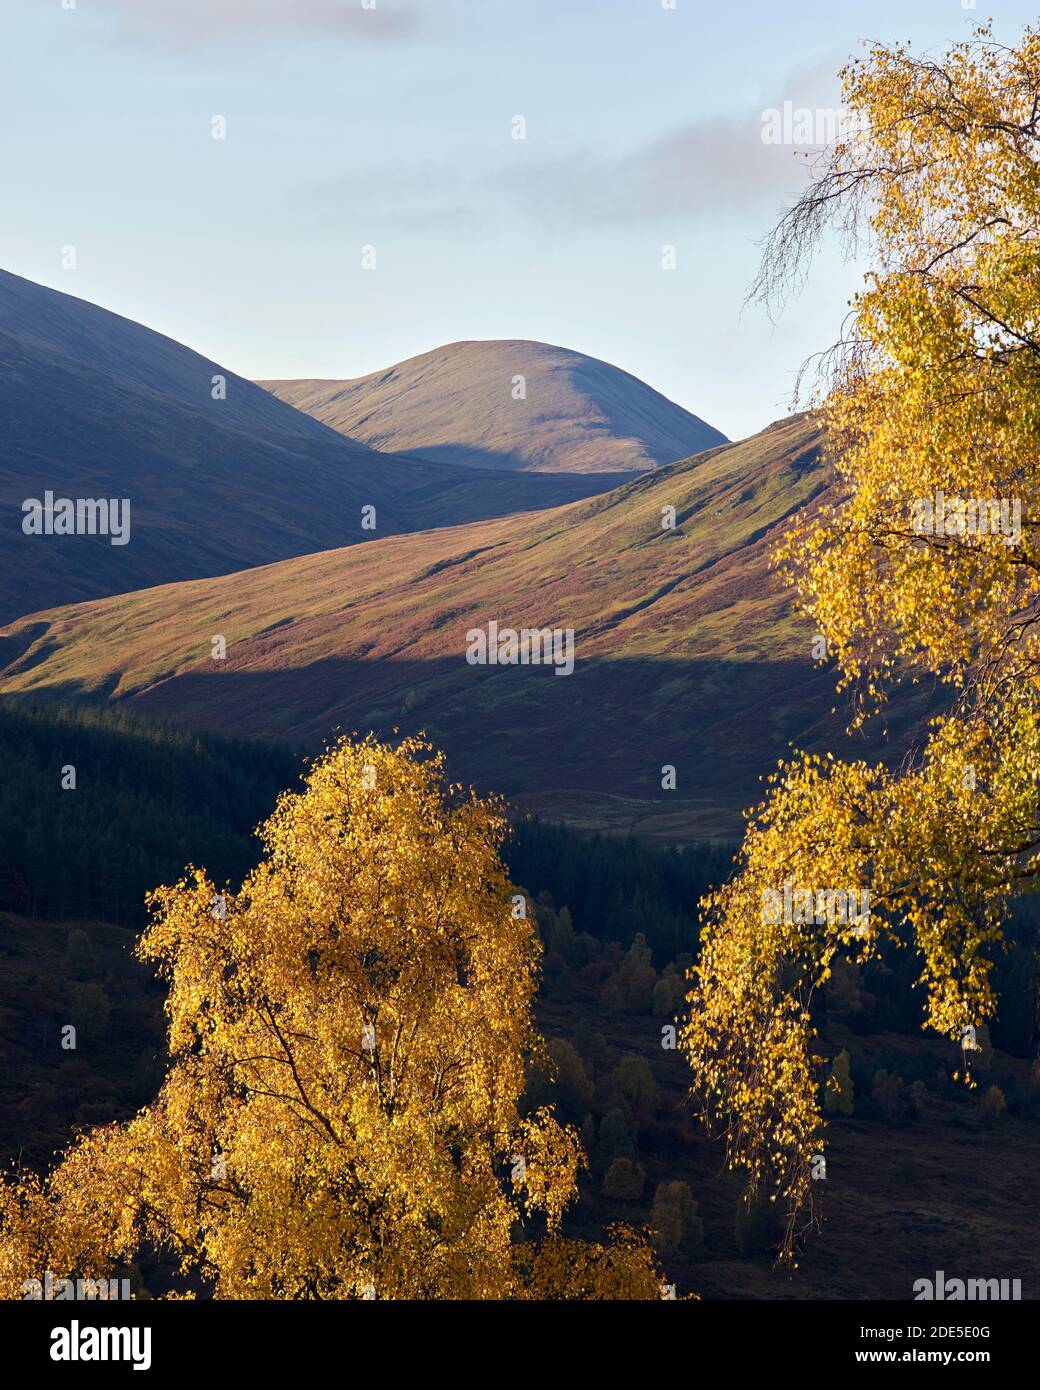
[306,57,846,233]
[488,117,821,229]
[308,112,823,235]
[490,58,846,229]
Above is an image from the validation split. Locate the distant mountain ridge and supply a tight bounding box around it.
[0,266,340,448]
[260,339,727,475]
[0,272,635,624]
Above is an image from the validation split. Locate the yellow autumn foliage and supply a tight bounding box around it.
[684,23,1040,1260]
[0,735,659,1299]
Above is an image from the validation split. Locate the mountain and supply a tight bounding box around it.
[0,272,630,624]
[1,414,937,839]
[260,340,727,474]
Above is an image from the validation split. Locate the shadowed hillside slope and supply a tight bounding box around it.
[0,272,629,624]
[0,415,935,838]
[261,339,726,474]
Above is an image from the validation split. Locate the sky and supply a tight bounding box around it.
[1,0,1035,440]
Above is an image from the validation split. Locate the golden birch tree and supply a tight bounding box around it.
[683,22,1040,1260]
[0,735,658,1299]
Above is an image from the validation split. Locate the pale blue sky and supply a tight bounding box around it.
[2,0,1033,439]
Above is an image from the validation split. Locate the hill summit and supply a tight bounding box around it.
[261,339,726,475]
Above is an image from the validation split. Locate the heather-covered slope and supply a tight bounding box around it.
[0,415,934,837]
